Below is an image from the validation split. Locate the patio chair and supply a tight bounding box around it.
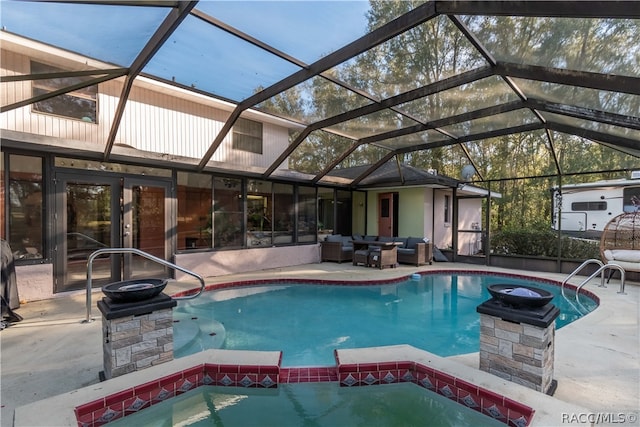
[600,211,640,281]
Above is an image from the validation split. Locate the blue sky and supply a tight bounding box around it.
[1,1,372,101]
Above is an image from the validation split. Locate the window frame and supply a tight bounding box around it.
[3,153,46,263]
[571,201,607,211]
[30,60,98,123]
[444,194,450,223]
[232,117,263,154]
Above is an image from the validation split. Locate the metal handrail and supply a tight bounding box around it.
[560,259,604,299]
[84,247,205,323]
[575,264,626,297]
[561,259,627,311]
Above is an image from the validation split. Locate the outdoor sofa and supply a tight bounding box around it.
[321,234,432,266]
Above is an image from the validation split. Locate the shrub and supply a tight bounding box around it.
[491,228,600,260]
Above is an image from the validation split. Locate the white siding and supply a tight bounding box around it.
[1,49,290,170]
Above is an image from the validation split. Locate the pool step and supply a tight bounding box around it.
[173,314,226,358]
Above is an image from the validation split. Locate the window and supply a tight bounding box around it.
[273,183,294,244]
[571,201,607,211]
[31,61,98,123]
[318,187,334,238]
[335,190,352,236]
[4,155,44,260]
[177,172,212,250]
[623,187,640,213]
[232,118,263,154]
[246,180,272,247]
[297,186,317,243]
[213,177,243,248]
[444,195,450,223]
[381,198,390,217]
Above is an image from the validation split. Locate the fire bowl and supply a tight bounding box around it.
[102,278,168,303]
[487,284,553,308]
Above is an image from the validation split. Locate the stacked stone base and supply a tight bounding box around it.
[98,294,177,380]
[479,313,556,394]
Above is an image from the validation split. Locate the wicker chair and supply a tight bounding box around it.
[321,235,353,263]
[600,211,640,279]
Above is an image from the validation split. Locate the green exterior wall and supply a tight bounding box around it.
[397,188,426,237]
[352,191,366,235]
[365,188,426,237]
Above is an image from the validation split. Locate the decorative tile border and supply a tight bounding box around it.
[74,362,280,427]
[75,358,534,427]
[280,367,338,383]
[334,358,535,427]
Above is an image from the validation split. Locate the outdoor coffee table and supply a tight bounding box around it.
[351,240,400,269]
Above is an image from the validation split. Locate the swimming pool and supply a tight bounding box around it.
[173,272,598,366]
[107,382,504,427]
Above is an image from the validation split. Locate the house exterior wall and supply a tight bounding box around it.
[397,187,429,238]
[1,44,290,170]
[364,187,436,240]
[175,245,320,280]
[421,187,434,241]
[432,190,452,251]
[14,264,53,303]
[112,82,228,159]
[1,49,106,145]
[361,187,481,255]
[352,192,367,236]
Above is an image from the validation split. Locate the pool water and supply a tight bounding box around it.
[108,382,504,427]
[174,273,597,366]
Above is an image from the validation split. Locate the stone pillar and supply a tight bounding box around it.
[479,313,556,393]
[477,300,559,395]
[98,294,177,380]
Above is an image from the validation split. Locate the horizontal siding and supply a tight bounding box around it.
[1,49,290,170]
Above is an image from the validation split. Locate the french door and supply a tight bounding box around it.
[122,178,171,280]
[55,173,172,292]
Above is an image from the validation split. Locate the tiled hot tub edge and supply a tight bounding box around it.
[75,355,534,427]
[335,358,534,427]
[74,361,282,427]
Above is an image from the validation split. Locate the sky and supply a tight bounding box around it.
[1,1,372,101]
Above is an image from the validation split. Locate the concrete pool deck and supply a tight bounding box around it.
[1,263,638,426]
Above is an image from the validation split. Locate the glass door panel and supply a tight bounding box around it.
[123,179,170,280]
[55,175,120,292]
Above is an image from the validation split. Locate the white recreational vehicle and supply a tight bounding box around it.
[551,172,640,236]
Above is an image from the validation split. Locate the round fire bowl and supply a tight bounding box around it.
[487,284,553,308]
[102,278,168,303]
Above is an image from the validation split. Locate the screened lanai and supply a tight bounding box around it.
[1,0,638,186]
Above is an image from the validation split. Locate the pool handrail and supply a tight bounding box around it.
[560,258,604,303]
[84,247,205,323]
[561,259,626,309]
